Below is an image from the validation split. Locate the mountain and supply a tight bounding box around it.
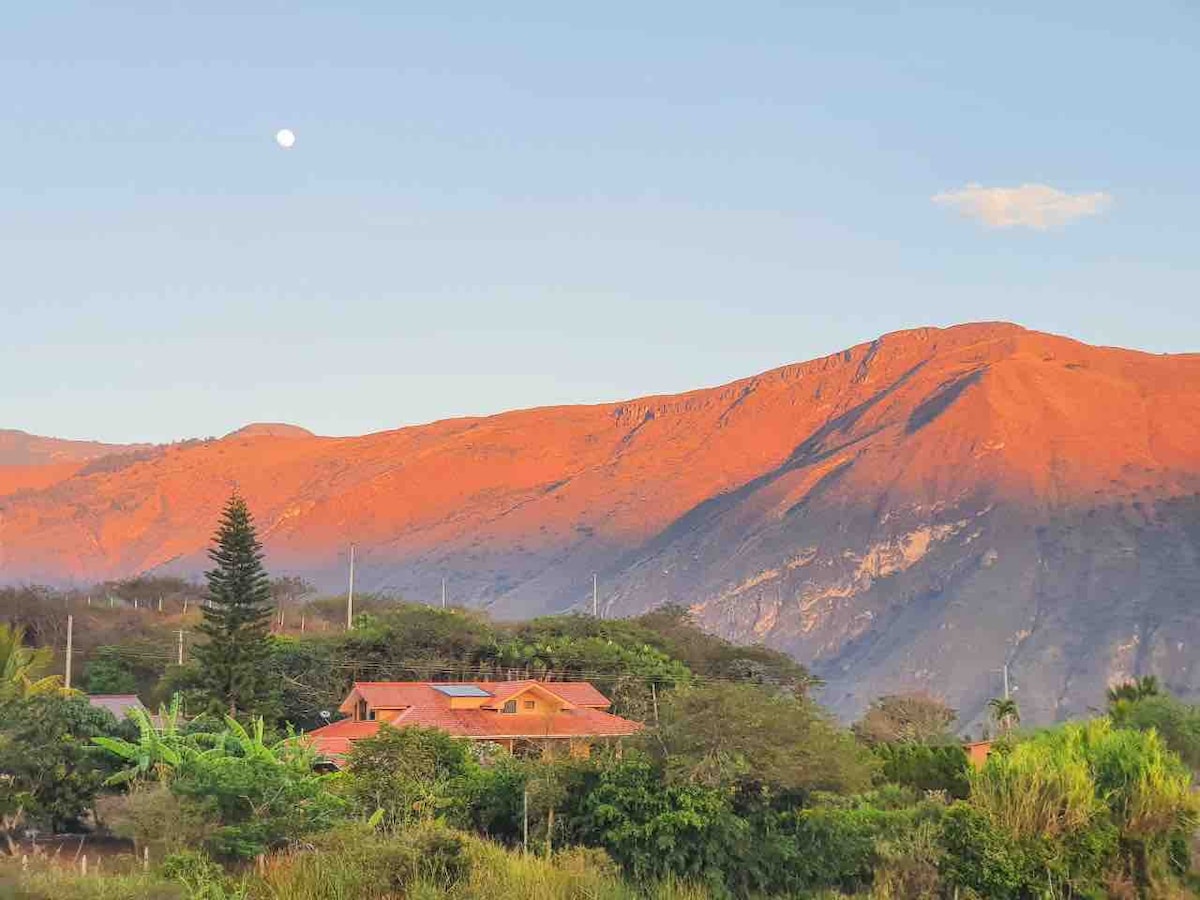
[3,323,1199,725]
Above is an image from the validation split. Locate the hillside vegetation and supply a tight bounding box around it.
[1,576,1199,898]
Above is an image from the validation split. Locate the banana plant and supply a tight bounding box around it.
[93,694,185,785]
[0,623,63,700]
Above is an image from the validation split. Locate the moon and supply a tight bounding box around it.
[275,128,296,149]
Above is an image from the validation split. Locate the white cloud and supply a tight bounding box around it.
[932,183,1111,230]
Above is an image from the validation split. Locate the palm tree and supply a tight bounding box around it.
[987,696,1020,735]
[1106,675,1160,705]
[0,623,62,700]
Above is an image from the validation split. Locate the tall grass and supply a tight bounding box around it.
[247,825,715,900]
[968,734,1098,838]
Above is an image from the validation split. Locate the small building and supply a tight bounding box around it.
[305,680,643,766]
[963,738,994,768]
[87,694,149,722]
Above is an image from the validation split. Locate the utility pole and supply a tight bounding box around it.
[64,615,74,690]
[592,573,598,618]
[346,543,356,630]
[522,786,529,855]
[176,629,185,667]
[1003,663,1010,700]
[441,578,446,610]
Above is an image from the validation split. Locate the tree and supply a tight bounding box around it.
[1108,693,1200,771]
[646,682,875,795]
[84,648,139,694]
[344,724,477,828]
[853,692,958,745]
[0,623,62,700]
[1107,675,1161,706]
[192,493,274,717]
[987,697,1020,735]
[168,716,347,860]
[0,693,124,843]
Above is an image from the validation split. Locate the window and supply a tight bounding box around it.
[502,700,517,714]
[523,700,536,710]
[356,699,368,721]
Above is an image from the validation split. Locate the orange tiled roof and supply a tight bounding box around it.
[339,680,612,714]
[312,680,640,761]
[303,718,381,757]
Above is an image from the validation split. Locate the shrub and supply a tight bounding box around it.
[96,784,216,858]
[250,822,470,899]
[344,724,477,828]
[874,742,970,798]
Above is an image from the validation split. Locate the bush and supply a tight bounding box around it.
[874,742,970,798]
[344,724,477,828]
[251,822,470,899]
[96,785,215,858]
[0,693,125,836]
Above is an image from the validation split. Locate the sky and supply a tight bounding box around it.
[3,2,1198,444]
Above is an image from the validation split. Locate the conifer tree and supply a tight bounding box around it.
[193,492,274,717]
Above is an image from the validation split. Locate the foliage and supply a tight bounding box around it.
[873,742,970,798]
[85,642,174,698]
[344,724,478,828]
[1109,692,1200,770]
[0,692,124,837]
[0,857,186,899]
[1107,674,1161,705]
[969,727,1100,839]
[987,696,1020,734]
[167,717,348,860]
[852,692,957,746]
[646,681,876,794]
[0,622,62,699]
[558,751,744,888]
[84,650,139,695]
[631,605,817,697]
[92,704,348,861]
[772,802,942,896]
[193,493,275,718]
[967,718,1198,893]
[93,695,185,785]
[97,783,217,859]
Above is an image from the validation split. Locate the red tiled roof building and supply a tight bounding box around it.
[306,680,642,764]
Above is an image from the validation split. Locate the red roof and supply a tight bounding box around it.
[311,680,640,761]
[303,718,380,757]
[339,680,612,714]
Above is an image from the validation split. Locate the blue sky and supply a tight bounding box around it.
[3,2,1198,443]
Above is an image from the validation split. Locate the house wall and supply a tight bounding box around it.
[448,695,490,710]
[500,692,561,716]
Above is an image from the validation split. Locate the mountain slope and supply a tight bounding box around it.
[3,322,1199,724]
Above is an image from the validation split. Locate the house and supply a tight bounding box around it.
[305,680,643,765]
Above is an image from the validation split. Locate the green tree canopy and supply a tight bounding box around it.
[192,492,274,717]
[645,681,876,795]
[0,693,124,840]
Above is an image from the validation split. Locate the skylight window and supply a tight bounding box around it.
[431,684,492,697]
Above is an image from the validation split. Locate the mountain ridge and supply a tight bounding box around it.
[3,321,1199,725]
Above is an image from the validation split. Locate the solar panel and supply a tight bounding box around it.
[431,684,491,697]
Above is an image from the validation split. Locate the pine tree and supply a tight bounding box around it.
[193,492,274,717]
